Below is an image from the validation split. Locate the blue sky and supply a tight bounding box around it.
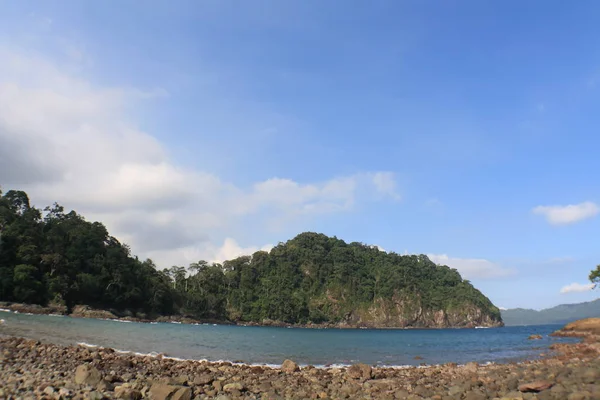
[1,1,599,310]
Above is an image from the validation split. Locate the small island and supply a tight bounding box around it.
[0,189,502,329]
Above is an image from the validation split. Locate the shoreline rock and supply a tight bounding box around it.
[0,319,598,399]
[0,301,503,330]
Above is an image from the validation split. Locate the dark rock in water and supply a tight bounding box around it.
[281,359,299,373]
[518,380,553,392]
[74,364,102,387]
[414,355,423,360]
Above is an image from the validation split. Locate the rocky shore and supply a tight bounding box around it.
[1,320,599,400]
[0,302,500,330]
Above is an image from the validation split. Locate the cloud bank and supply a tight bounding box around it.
[0,45,400,268]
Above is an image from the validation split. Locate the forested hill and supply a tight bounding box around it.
[0,189,503,328]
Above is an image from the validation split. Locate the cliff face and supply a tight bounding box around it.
[309,294,503,329]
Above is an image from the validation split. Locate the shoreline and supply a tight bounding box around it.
[0,302,503,330]
[0,321,598,399]
[0,332,598,399]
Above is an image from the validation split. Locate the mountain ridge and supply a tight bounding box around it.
[501,298,600,326]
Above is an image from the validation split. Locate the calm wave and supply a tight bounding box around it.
[0,310,578,367]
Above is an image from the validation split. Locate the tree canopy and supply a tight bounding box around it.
[0,188,502,326]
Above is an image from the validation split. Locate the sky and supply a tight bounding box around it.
[1,0,599,310]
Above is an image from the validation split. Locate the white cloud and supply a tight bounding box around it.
[0,45,400,268]
[533,202,599,225]
[499,307,508,311]
[372,172,401,201]
[560,282,595,294]
[427,254,515,280]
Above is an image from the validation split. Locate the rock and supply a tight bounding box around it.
[213,381,223,392]
[464,362,479,372]
[149,383,179,400]
[223,382,245,392]
[215,396,232,400]
[171,387,192,400]
[115,386,142,400]
[518,381,553,392]
[464,391,487,400]
[281,359,299,373]
[581,367,599,384]
[75,364,102,387]
[528,335,543,340]
[43,386,56,395]
[193,374,214,386]
[414,355,423,360]
[448,385,464,396]
[568,392,591,400]
[59,388,72,397]
[346,363,373,380]
[87,392,105,400]
[173,375,189,385]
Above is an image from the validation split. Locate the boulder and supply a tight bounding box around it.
[223,382,245,392]
[114,386,142,400]
[149,383,179,400]
[528,334,543,340]
[281,359,299,373]
[346,363,373,380]
[193,374,214,386]
[171,387,192,400]
[518,380,553,392]
[75,364,102,387]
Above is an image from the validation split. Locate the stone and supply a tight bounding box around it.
[215,396,232,400]
[87,392,104,400]
[346,363,373,380]
[464,362,479,373]
[43,386,56,395]
[568,392,591,400]
[149,383,179,400]
[518,381,553,393]
[213,381,223,392]
[223,382,245,392]
[528,335,543,340]
[173,375,189,385]
[193,374,214,386]
[281,359,299,373]
[115,386,142,400]
[59,388,72,397]
[172,387,192,400]
[75,364,103,387]
[464,391,487,400]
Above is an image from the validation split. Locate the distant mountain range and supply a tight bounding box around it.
[501,298,600,326]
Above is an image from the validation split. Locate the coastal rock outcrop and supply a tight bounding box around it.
[71,305,118,320]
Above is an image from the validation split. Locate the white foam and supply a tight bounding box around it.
[48,314,64,317]
[170,321,182,324]
[0,308,11,313]
[0,319,5,324]
[77,342,99,348]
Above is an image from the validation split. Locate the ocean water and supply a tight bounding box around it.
[0,310,578,367]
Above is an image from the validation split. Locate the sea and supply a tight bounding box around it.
[0,310,578,368]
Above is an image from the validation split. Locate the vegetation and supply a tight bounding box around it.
[0,189,502,326]
[590,264,600,289]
